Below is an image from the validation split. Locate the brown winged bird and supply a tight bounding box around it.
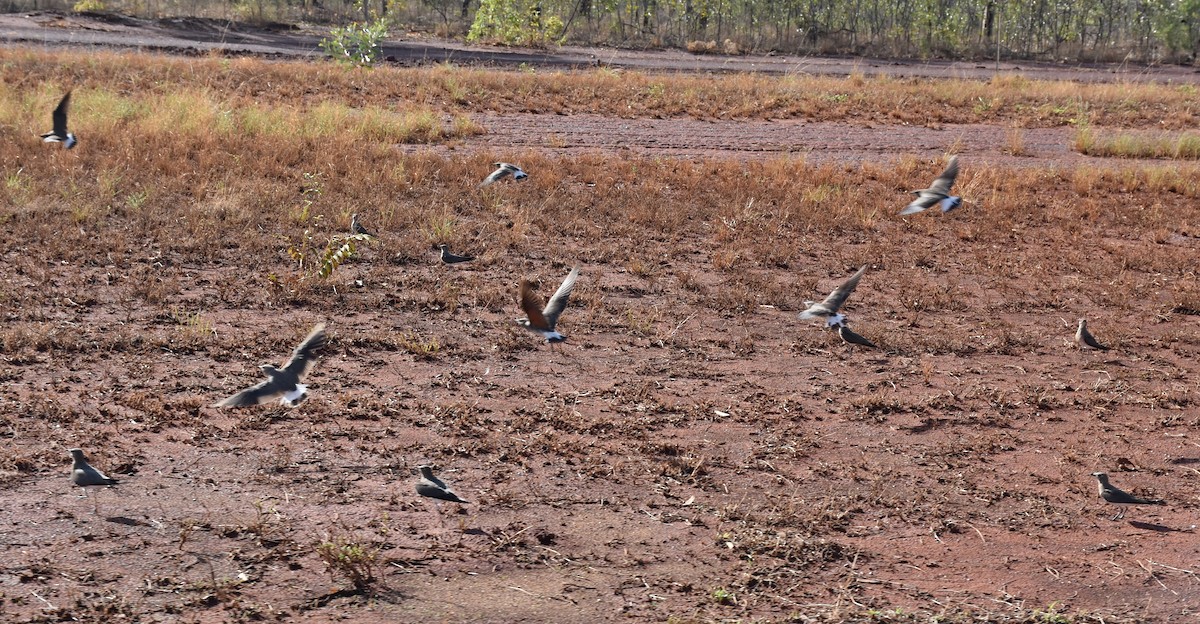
[836,322,877,348]
[1091,472,1165,520]
[350,213,375,237]
[1075,319,1109,350]
[438,244,474,264]
[479,162,528,187]
[214,323,327,407]
[42,92,77,149]
[516,267,579,345]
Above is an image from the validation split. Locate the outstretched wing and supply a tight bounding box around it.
[900,196,937,215]
[282,323,327,378]
[52,91,71,137]
[214,379,283,407]
[542,267,579,329]
[519,279,550,331]
[479,164,512,187]
[817,265,867,314]
[926,155,958,197]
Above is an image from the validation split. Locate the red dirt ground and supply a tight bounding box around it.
[1,17,1199,624]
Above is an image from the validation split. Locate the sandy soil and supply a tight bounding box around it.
[0,16,1199,624]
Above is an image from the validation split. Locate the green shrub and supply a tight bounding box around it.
[321,18,390,67]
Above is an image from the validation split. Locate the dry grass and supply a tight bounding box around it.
[1074,124,1200,159]
[1,48,1198,128]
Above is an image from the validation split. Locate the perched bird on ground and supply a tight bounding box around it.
[416,465,468,503]
[479,162,528,187]
[41,91,77,149]
[835,322,877,348]
[1075,319,1109,351]
[1091,472,1165,520]
[517,267,580,345]
[438,244,474,264]
[799,265,868,327]
[900,155,959,215]
[214,323,327,407]
[69,448,118,494]
[349,213,375,237]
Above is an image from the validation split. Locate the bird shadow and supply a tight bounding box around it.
[1169,457,1200,465]
[105,516,149,526]
[1128,520,1193,533]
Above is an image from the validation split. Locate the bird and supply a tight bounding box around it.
[438,244,474,264]
[349,213,375,237]
[41,91,77,149]
[416,465,468,504]
[1076,319,1109,351]
[214,323,327,407]
[516,267,580,345]
[799,265,868,327]
[479,162,528,187]
[69,448,118,494]
[1091,472,1165,520]
[900,155,959,215]
[835,322,877,348]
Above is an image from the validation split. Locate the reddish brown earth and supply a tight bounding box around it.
[2,17,1200,624]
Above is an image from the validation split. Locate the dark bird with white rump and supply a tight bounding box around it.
[214,323,327,407]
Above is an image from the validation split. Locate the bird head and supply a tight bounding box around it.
[68,448,85,460]
[1090,472,1108,481]
[259,364,280,374]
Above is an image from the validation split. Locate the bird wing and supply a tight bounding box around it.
[281,323,327,378]
[542,267,580,328]
[817,265,867,313]
[416,482,468,503]
[519,279,551,331]
[926,156,959,196]
[213,379,284,407]
[1104,484,1162,505]
[75,464,118,486]
[480,165,511,187]
[899,196,937,215]
[52,91,71,137]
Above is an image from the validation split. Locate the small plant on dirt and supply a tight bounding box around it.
[316,538,377,591]
[321,17,390,67]
[285,172,373,280]
[710,586,736,605]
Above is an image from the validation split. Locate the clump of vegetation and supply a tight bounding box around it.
[467,0,564,46]
[316,539,377,591]
[321,18,390,67]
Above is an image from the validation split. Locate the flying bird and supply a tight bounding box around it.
[517,267,580,344]
[41,91,77,149]
[438,244,474,264]
[1091,472,1165,520]
[350,213,375,237]
[416,465,468,504]
[900,155,959,215]
[835,322,877,348]
[799,265,868,327]
[1075,319,1109,351]
[479,162,528,187]
[214,323,327,407]
[69,448,118,494]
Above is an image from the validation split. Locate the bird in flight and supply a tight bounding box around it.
[479,162,528,187]
[41,91,77,149]
[1090,472,1165,520]
[214,323,327,407]
[900,155,959,215]
[438,244,474,264]
[416,465,468,504]
[799,265,868,327]
[1075,319,1109,350]
[517,267,580,345]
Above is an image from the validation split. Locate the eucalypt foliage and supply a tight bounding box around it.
[321,17,390,67]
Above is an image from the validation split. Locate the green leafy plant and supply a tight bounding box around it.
[467,0,564,47]
[321,18,389,67]
[72,0,105,11]
[316,539,377,590]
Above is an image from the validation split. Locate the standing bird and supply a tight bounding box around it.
[835,322,877,348]
[41,91,77,149]
[799,265,868,327]
[214,323,327,407]
[1091,472,1165,520]
[438,244,475,264]
[69,448,118,494]
[415,465,468,504]
[900,155,959,215]
[479,162,528,187]
[517,267,580,345]
[349,213,375,237]
[1075,319,1109,351]
[69,448,118,513]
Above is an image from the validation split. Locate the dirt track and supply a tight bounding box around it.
[4,11,1200,83]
